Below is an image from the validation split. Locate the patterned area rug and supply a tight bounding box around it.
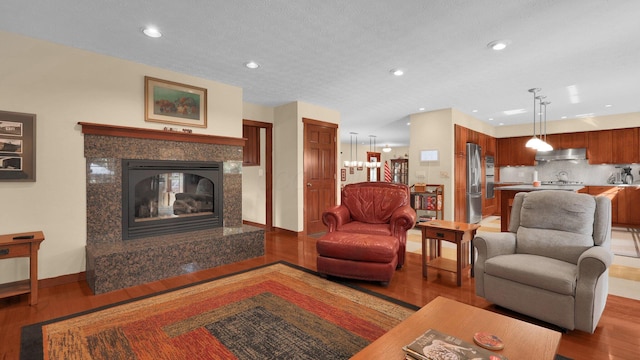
[21,262,418,360]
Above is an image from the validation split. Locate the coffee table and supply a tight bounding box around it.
[351,296,561,360]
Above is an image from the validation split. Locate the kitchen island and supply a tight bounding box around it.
[495,184,585,231]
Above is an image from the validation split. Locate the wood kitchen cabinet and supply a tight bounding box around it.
[546,132,587,150]
[617,186,640,225]
[585,186,619,224]
[496,136,536,166]
[612,128,639,164]
[587,131,613,164]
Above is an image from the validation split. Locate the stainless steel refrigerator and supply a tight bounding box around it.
[466,143,482,224]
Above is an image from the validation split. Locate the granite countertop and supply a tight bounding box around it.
[494,184,585,191]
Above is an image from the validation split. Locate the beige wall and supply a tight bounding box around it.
[494,112,640,138]
[0,31,242,283]
[273,101,340,232]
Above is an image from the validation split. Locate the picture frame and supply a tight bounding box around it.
[0,110,36,181]
[144,76,207,128]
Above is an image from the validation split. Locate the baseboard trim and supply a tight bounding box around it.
[39,272,86,289]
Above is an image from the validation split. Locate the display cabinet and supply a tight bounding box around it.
[390,158,408,185]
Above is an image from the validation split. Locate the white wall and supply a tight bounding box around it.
[0,31,242,283]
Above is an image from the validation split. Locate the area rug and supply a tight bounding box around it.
[21,262,418,360]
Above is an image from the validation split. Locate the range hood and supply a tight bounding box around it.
[535,148,587,161]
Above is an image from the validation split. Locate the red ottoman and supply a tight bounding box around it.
[316,232,400,285]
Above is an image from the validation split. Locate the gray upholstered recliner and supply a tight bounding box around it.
[474,190,612,333]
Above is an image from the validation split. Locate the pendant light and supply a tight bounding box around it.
[525,88,542,148]
[538,101,553,151]
[344,132,357,167]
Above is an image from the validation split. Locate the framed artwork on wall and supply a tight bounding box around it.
[144,76,207,128]
[0,110,36,181]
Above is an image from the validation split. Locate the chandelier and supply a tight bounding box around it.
[365,135,381,168]
[344,132,363,168]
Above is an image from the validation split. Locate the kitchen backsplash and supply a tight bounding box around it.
[499,160,640,184]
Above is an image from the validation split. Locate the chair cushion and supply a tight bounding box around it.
[484,254,577,295]
[316,232,399,263]
[337,221,392,236]
[516,190,596,264]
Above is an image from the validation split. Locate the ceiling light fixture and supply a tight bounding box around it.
[390,69,404,76]
[525,88,553,151]
[382,145,392,153]
[487,40,510,51]
[244,61,260,69]
[142,27,162,38]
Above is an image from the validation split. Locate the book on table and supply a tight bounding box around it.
[402,328,507,360]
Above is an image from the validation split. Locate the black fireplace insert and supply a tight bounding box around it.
[122,159,223,240]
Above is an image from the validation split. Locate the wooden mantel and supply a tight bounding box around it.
[78,122,246,146]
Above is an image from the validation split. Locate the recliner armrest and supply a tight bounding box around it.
[390,205,417,233]
[322,205,351,232]
[577,246,612,279]
[474,232,517,260]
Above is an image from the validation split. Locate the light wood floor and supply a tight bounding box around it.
[1,230,639,360]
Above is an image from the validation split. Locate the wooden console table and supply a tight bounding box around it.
[0,231,45,305]
[416,220,480,286]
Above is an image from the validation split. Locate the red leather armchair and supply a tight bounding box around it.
[321,182,417,267]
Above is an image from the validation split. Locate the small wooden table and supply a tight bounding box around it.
[416,220,480,286]
[351,296,561,360]
[0,231,45,305]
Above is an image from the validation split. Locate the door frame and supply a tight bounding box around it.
[242,119,273,231]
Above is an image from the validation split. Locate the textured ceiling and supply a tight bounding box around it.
[1,0,639,146]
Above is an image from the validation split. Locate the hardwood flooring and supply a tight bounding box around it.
[1,230,639,359]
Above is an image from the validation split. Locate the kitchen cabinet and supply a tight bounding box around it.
[587,131,613,164]
[585,186,619,224]
[617,186,640,225]
[454,124,468,156]
[546,132,587,150]
[612,128,639,164]
[496,137,536,166]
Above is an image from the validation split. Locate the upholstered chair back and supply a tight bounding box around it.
[508,190,611,264]
[341,182,410,224]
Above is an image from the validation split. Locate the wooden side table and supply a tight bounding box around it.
[416,221,480,286]
[0,231,45,305]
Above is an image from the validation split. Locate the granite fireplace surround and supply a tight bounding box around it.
[81,123,264,294]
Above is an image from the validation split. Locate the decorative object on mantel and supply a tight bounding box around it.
[0,110,36,182]
[144,76,207,128]
[162,127,193,133]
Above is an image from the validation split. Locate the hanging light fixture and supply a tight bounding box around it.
[382,145,392,153]
[538,101,554,151]
[366,135,380,168]
[525,88,542,149]
[344,132,357,167]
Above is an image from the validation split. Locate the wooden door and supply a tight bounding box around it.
[304,119,337,234]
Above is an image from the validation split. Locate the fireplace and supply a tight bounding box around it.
[122,159,223,240]
[81,123,264,294]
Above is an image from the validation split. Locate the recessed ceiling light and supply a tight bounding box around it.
[406,122,411,126]
[604,104,613,108]
[561,116,568,119]
[390,69,404,76]
[488,118,494,121]
[244,61,260,69]
[498,122,504,126]
[472,109,478,113]
[142,27,162,38]
[419,107,425,111]
[487,40,510,51]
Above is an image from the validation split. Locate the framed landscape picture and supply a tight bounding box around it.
[0,110,36,181]
[144,76,207,128]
